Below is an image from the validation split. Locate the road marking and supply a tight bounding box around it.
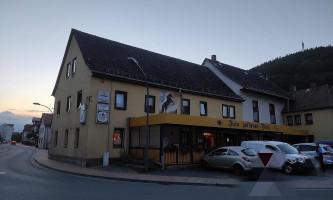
[0,172,6,175]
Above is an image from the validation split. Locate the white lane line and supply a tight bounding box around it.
[0,171,6,175]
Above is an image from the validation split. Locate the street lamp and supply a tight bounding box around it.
[128,57,150,172]
[33,102,53,114]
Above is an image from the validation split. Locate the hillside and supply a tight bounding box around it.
[250,46,333,91]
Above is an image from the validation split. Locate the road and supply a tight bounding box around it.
[1,144,332,200]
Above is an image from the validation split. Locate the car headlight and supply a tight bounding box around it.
[296,157,305,163]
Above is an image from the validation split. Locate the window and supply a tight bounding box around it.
[66,63,71,78]
[72,58,77,76]
[180,131,191,146]
[228,150,239,156]
[182,99,190,115]
[222,104,228,118]
[200,101,207,116]
[305,113,313,125]
[144,95,155,113]
[66,96,71,112]
[287,116,293,126]
[269,104,276,124]
[113,128,124,148]
[74,128,79,148]
[115,91,127,110]
[64,130,68,148]
[294,115,301,125]
[229,106,235,119]
[57,101,61,116]
[54,131,58,147]
[300,145,316,151]
[77,91,82,109]
[252,100,259,122]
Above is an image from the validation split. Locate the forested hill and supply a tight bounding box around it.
[250,46,333,91]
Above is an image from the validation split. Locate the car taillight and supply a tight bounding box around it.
[242,157,251,162]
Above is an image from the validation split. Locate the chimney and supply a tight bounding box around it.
[211,55,216,61]
[310,83,316,90]
[289,85,296,92]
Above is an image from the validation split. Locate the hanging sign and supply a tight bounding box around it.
[97,91,110,104]
[80,105,87,124]
[96,104,109,123]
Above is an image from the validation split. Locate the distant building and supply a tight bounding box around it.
[38,113,53,149]
[0,123,14,142]
[283,84,333,141]
[22,124,33,145]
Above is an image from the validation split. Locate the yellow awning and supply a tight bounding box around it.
[129,113,308,136]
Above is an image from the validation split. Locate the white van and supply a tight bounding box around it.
[241,141,312,174]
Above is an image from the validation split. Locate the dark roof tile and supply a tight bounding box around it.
[72,29,243,101]
[205,59,288,99]
[286,84,333,112]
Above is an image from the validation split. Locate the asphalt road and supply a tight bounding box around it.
[1,144,332,200]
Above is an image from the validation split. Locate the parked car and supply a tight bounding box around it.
[241,141,313,175]
[3,141,9,144]
[200,146,259,175]
[314,141,333,148]
[10,141,17,145]
[293,143,333,166]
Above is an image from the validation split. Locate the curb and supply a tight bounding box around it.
[33,151,237,187]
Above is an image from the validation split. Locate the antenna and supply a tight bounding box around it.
[302,41,304,51]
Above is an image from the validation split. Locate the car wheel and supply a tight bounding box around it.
[233,164,244,176]
[200,160,209,169]
[282,163,294,175]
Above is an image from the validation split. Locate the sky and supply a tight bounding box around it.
[0,0,332,132]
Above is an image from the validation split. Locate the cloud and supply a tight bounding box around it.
[26,110,44,113]
[0,111,33,132]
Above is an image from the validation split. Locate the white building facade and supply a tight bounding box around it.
[0,123,14,142]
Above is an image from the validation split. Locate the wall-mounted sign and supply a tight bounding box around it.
[159,90,177,114]
[97,91,110,104]
[96,104,109,123]
[80,105,87,124]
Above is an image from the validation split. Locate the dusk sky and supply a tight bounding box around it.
[1,0,332,131]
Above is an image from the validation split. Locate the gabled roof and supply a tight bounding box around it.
[23,124,33,132]
[41,113,53,126]
[52,29,243,102]
[285,84,333,112]
[204,59,288,99]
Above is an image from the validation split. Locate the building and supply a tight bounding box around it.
[38,113,53,149]
[50,29,308,167]
[202,56,303,143]
[283,84,333,141]
[22,124,33,145]
[0,123,14,142]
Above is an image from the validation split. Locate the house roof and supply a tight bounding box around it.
[41,113,53,126]
[23,124,33,132]
[285,84,333,112]
[52,29,243,102]
[204,59,289,99]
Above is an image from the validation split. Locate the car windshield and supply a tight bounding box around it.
[323,146,333,152]
[277,144,299,154]
[241,148,257,156]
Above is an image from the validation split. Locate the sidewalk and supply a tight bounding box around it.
[34,149,239,187]
[34,149,333,188]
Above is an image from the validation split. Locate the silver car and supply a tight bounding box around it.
[293,143,333,165]
[200,146,259,175]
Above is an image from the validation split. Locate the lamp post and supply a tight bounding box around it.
[128,57,150,172]
[33,102,53,114]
